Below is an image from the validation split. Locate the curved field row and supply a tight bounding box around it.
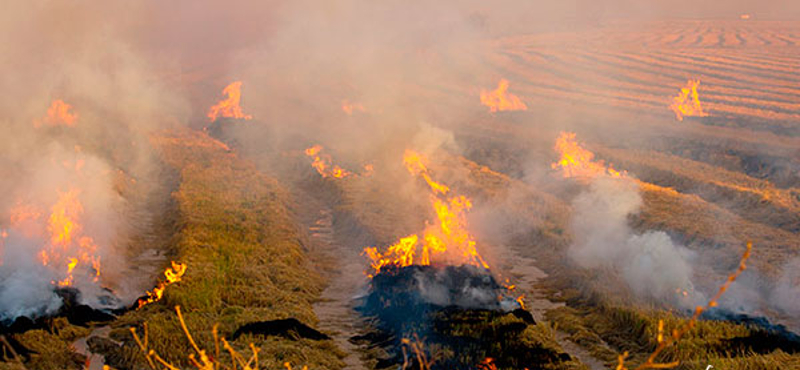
[487,22,800,135]
[592,145,800,233]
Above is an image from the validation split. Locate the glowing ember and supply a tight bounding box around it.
[362,150,488,277]
[480,79,527,113]
[207,81,253,122]
[341,99,366,115]
[137,261,187,309]
[35,99,78,128]
[551,132,624,179]
[669,80,708,121]
[304,145,356,179]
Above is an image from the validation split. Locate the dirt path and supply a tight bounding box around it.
[308,206,370,370]
[497,246,609,370]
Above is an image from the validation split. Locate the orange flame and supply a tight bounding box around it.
[304,145,356,179]
[516,294,526,310]
[341,100,366,115]
[207,81,253,122]
[669,80,708,121]
[478,357,498,370]
[740,14,751,20]
[362,150,488,277]
[35,100,78,128]
[551,132,624,179]
[137,261,187,309]
[480,79,527,113]
[36,189,101,287]
[403,150,450,195]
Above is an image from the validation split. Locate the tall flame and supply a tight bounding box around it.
[137,261,187,309]
[207,81,253,122]
[480,79,527,113]
[551,132,624,179]
[38,189,101,287]
[35,100,78,128]
[669,80,708,121]
[362,150,488,277]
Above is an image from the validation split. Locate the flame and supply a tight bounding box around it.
[304,145,357,179]
[551,132,624,179]
[478,357,498,370]
[669,80,708,121]
[137,261,187,309]
[341,100,366,115]
[480,79,527,113]
[207,81,253,122]
[516,294,526,310]
[35,189,101,287]
[362,150,488,277]
[402,149,450,194]
[35,100,78,128]
[740,14,751,20]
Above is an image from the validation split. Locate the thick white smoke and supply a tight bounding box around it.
[568,176,700,307]
[0,143,124,321]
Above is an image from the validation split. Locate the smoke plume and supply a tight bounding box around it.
[0,1,188,321]
[568,176,700,307]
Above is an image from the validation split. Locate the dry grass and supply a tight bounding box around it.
[127,306,308,370]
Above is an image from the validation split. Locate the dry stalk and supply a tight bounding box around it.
[127,305,305,370]
[0,335,28,369]
[400,334,440,370]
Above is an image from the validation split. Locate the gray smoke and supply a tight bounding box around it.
[569,176,701,307]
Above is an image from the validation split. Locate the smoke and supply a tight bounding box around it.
[414,266,508,310]
[568,176,700,307]
[0,1,189,321]
[1,0,796,330]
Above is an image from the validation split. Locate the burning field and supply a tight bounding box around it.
[2,1,800,370]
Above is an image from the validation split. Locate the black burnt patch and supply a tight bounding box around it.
[356,264,575,370]
[232,318,331,341]
[702,308,800,355]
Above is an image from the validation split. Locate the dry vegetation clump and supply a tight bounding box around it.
[93,129,344,369]
[0,319,90,370]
